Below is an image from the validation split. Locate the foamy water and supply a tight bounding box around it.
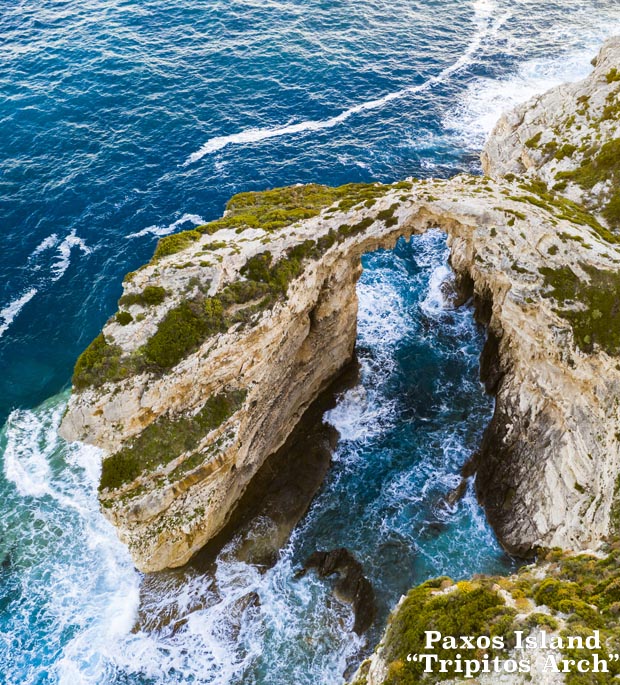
[2,0,620,682]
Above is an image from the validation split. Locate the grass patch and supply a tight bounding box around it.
[99,389,246,491]
[539,264,620,355]
[606,68,620,83]
[525,131,543,149]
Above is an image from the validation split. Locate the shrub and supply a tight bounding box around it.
[73,334,125,389]
[99,389,246,491]
[539,264,620,355]
[382,582,508,684]
[116,311,133,326]
[142,300,224,369]
[152,230,201,260]
[525,131,542,149]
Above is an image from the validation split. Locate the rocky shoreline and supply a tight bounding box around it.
[59,36,620,684]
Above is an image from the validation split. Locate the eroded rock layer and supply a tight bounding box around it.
[60,37,620,574]
[61,169,620,571]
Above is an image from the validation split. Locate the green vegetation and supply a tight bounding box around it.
[116,311,133,326]
[99,389,246,491]
[601,90,620,122]
[374,547,620,684]
[119,285,167,308]
[151,182,400,260]
[72,334,126,389]
[381,579,512,684]
[556,139,620,229]
[514,179,619,242]
[555,143,578,161]
[539,263,620,355]
[153,230,201,260]
[606,68,620,83]
[525,131,543,149]
[137,237,337,372]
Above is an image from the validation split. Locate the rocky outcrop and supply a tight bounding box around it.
[482,36,620,228]
[350,37,620,685]
[60,172,620,572]
[300,548,376,634]
[61,39,620,574]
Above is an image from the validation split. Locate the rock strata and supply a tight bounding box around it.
[60,171,620,572]
[61,39,620,576]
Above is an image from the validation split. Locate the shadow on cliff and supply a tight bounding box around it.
[135,356,378,636]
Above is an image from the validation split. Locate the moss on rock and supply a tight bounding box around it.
[370,548,620,684]
[99,389,246,491]
[539,264,620,355]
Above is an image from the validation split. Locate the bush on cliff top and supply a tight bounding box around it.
[73,334,126,389]
[374,548,620,685]
[381,580,510,684]
[119,285,167,308]
[99,389,246,491]
[151,181,409,261]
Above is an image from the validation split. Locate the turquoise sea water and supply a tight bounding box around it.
[2,1,620,683]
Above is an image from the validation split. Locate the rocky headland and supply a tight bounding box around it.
[60,35,620,685]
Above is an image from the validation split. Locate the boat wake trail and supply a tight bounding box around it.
[184,0,508,165]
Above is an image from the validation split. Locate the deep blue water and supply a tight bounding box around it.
[1,0,620,683]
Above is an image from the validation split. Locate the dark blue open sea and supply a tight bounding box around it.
[1,1,619,683]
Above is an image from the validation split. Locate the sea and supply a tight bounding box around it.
[1,1,619,683]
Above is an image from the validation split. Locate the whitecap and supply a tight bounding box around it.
[184,0,508,164]
[50,230,92,282]
[0,288,37,338]
[30,233,60,259]
[444,17,619,151]
[420,264,453,317]
[126,213,206,239]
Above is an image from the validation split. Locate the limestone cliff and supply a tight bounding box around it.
[482,36,620,227]
[61,171,620,572]
[60,38,620,575]
[350,36,620,685]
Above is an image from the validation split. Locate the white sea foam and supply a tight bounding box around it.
[184,0,507,164]
[1,395,141,685]
[444,31,613,150]
[420,264,453,317]
[0,288,37,338]
[50,230,91,281]
[3,407,57,497]
[0,230,90,340]
[126,213,206,239]
[30,233,60,259]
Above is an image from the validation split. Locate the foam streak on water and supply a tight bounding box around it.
[3,0,620,682]
[184,0,509,164]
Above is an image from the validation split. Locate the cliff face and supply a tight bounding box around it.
[60,171,620,572]
[350,37,620,685]
[482,36,620,227]
[61,38,620,574]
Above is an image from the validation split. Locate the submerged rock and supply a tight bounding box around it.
[301,548,376,635]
